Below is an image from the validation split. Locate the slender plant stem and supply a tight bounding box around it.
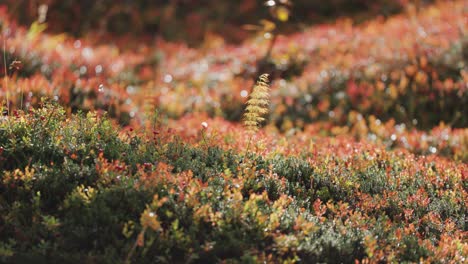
[201,130,208,147]
[20,81,23,110]
[244,134,253,157]
[3,33,9,113]
[263,31,277,62]
[125,227,146,264]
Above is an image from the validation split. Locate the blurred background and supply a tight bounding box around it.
[0,0,465,138]
[4,0,432,45]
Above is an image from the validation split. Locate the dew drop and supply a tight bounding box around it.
[163,74,173,83]
[95,65,103,74]
[126,85,136,94]
[79,66,87,75]
[441,132,449,141]
[334,92,344,100]
[98,84,105,93]
[240,90,248,98]
[73,40,81,49]
[82,47,93,59]
[320,70,328,78]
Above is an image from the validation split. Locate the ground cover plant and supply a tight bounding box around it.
[0,0,467,263]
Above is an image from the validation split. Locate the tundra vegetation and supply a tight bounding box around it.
[0,1,466,263]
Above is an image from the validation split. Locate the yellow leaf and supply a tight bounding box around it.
[27,21,48,40]
[275,6,289,22]
[242,24,262,31]
[260,20,276,32]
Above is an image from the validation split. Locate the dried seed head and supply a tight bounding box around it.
[243,74,270,132]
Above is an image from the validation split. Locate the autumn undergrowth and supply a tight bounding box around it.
[0,103,466,263]
[0,1,466,263]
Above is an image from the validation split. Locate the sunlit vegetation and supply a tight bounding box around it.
[0,0,466,263]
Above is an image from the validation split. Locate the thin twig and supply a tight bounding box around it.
[125,227,146,264]
[3,33,9,113]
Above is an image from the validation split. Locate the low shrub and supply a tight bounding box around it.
[1,104,466,263]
